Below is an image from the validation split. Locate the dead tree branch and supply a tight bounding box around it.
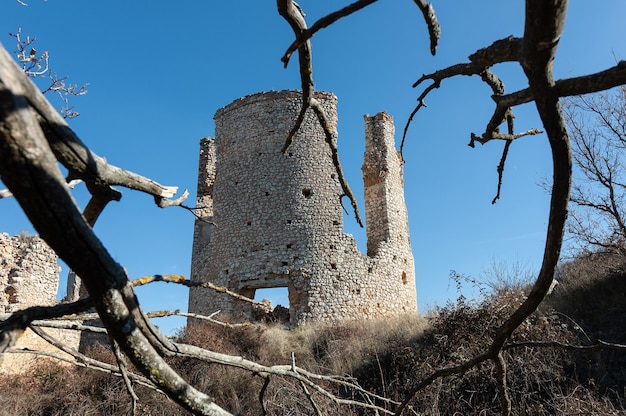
[293,352,324,416]
[280,0,439,67]
[278,0,440,226]
[0,299,93,351]
[505,338,626,353]
[0,51,231,414]
[396,1,587,414]
[110,336,140,415]
[0,43,188,209]
[277,0,363,226]
[10,28,88,119]
[26,325,161,392]
[281,0,380,67]
[132,274,269,310]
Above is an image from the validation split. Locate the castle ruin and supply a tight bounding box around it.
[188,90,417,325]
[0,232,80,373]
[0,233,60,312]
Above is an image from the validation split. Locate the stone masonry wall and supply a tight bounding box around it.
[189,90,417,325]
[0,232,59,312]
[0,232,80,373]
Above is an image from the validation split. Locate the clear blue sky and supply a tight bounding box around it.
[2,1,625,334]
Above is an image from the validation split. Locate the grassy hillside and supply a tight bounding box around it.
[1,251,625,415]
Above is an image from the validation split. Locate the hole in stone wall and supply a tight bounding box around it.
[368,267,373,273]
[402,271,407,285]
[246,220,252,226]
[286,243,293,249]
[254,287,291,323]
[332,220,339,226]
[281,261,289,266]
[330,263,337,270]
[288,152,293,157]
[265,192,270,196]
[301,188,312,198]
[330,173,336,179]
[254,287,289,307]
[5,286,17,304]
[286,219,292,225]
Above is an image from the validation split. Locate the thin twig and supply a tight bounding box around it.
[259,376,271,416]
[277,0,363,226]
[292,352,323,416]
[110,337,140,415]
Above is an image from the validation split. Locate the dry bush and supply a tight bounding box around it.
[542,249,626,397]
[546,250,626,336]
[0,342,185,415]
[333,278,624,415]
[0,278,624,415]
[173,314,429,415]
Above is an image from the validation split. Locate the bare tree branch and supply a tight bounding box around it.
[0,74,231,414]
[292,352,324,416]
[0,299,93,351]
[494,352,511,416]
[505,338,626,352]
[26,325,161,392]
[280,0,440,68]
[397,2,575,414]
[561,86,626,253]
[277,0,363,226]
[132,274,270,311]
[259,376,271,416]
[281,0,380,68]
[110,336,140,415]
[413,0,440,55]
[0,43,188,208]
[401,37,525,153]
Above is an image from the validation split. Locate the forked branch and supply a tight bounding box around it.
[277,0,363,226]
[0,43,188,209]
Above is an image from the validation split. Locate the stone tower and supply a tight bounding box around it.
[188,90,416,325]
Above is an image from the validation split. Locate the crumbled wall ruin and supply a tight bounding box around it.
[189,90,417,325]
[0,232,80,373]
[0,232,59,312]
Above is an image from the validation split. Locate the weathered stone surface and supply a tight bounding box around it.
[0,233,80,373]
[189,91,417,325]
[0,233,59,312]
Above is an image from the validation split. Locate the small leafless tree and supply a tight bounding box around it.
[9,27,88,119]
[2,1,626,415]
[563,86,626,254]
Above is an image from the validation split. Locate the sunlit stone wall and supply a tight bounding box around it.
[189,90,416,325]
[0,233,80,373]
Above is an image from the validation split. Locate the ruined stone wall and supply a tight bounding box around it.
[0,233,81,373]
[0,232,59,312]
[189,90,417,325]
